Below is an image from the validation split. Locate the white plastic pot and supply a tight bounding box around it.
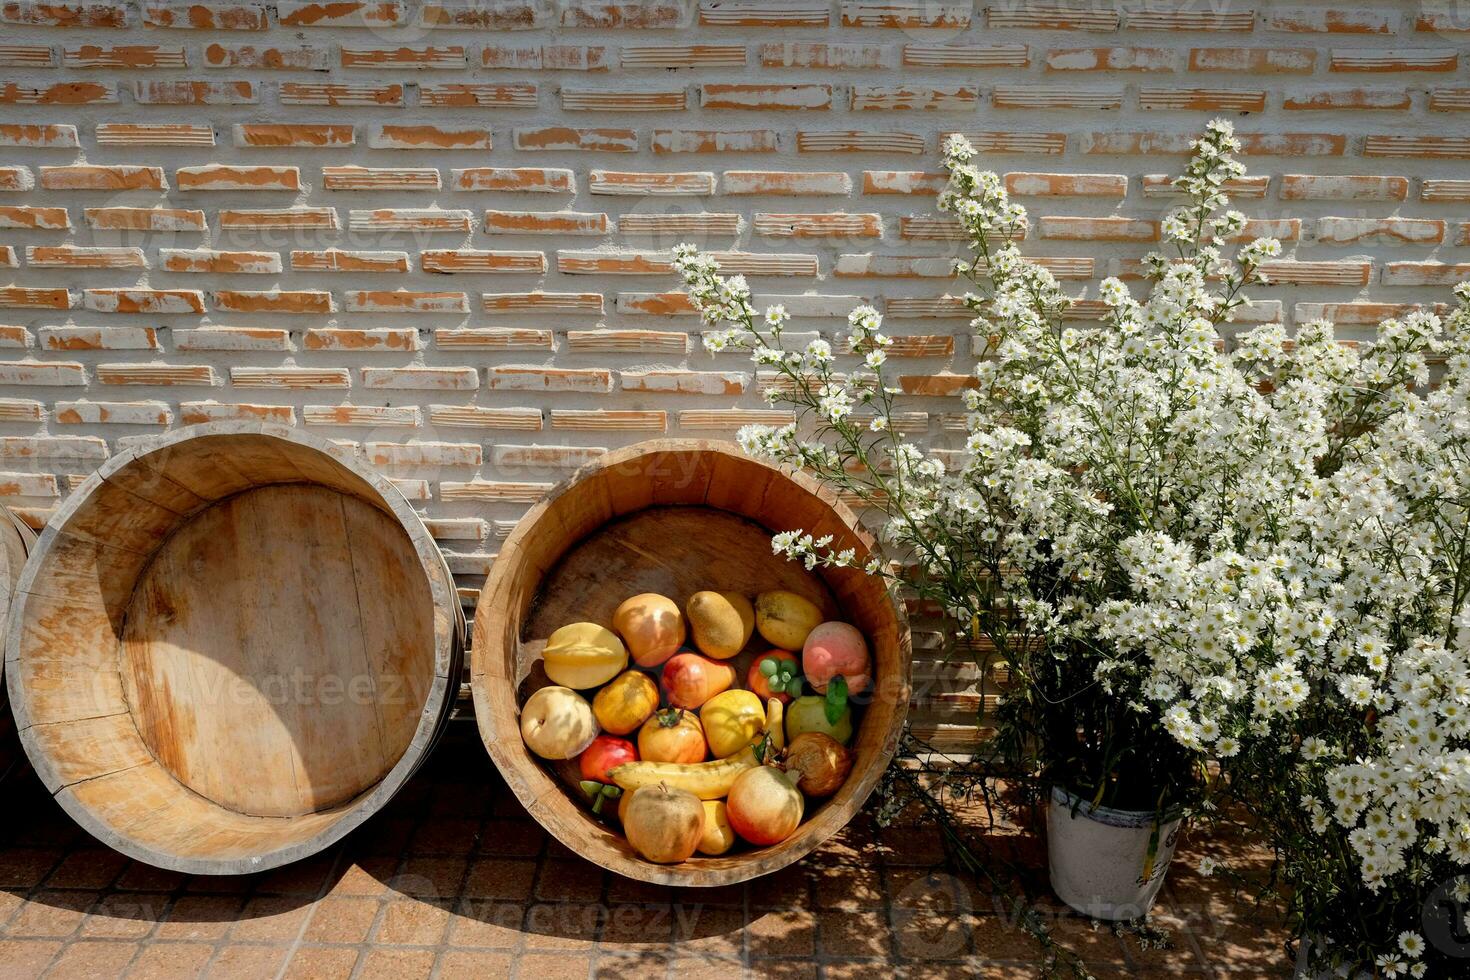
[1046,786,1182,921]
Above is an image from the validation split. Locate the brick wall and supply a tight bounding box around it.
[1,1,1469,662]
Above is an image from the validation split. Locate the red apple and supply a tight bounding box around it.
[577,734,637,784]
[660,651,736,710]
[802,622,871,695]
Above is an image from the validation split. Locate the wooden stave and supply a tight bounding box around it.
[3,422,463,874]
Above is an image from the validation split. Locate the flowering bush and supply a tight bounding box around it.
[673,118,1470,975]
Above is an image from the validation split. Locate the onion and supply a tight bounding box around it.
[784,732,853,798]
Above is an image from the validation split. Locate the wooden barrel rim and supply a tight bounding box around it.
[472,438,912,887]
[4,421,462,875]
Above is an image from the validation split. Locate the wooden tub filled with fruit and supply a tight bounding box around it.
[472,440,911,885]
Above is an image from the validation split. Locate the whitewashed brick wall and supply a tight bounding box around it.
[1,0,1469,630]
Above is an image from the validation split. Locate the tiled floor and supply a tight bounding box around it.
[0,728,1291,978]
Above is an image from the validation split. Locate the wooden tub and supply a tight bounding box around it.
[473,440,911,886]
[0,508,35,786]
[4,423,462,874]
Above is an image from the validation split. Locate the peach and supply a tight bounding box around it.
[660,651,736,709]
[801,622,871,695]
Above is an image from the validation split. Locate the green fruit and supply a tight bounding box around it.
[785,695,853,745]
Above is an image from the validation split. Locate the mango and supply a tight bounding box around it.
[542,622,628,689]
[755,590,823,651]
[699,689,766,759]
[686,591,755,660]
[593,669,660,735]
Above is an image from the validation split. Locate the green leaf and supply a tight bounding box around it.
[825,675,848,725]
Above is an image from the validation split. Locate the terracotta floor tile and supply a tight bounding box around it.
[43,939,138,978]
[78,894,165,940]
[124,942,213,980]
[302,896,381,944]
[447,899,525,949]
[253,853,337,896]
[599,903,673,949]
[746,908,816,957]
[592,950,669,977]
[748,863,811,910]
[205,944,290,980]
[462,858,536,901]
[817,909,892,958]
[41,850,127,891]
[281,946,359,980]
[812,863,885,910]
[0,850,62,890]
[228,896,314,942]
[893,909,976,962]
[435,949,515,979]
[7,892,91,939]
[391,857,467,899]
[327,858,393,898]
[749,960,818,980]
[374,898,451,945]
[408,819,480,856]
[357,948,435,980]
[475,819,545,858]
[0,939,61,978]
[522,902,600,950]
[155,895,243,941]
[534,859,604,902]
[513,952,593,980]
[665,956,745,978]
[112,862,187,894]
[671,904,744,956]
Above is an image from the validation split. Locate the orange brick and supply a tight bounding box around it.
[417,1,545,29]
[700,2,827,26]
[0,361,85,384]
[1141,174,1269,198]
[491,445,605,470]
[482,292,603,314]
[1140,88,1267,112]
[305,328,419,352]
[0,205,70,230]
[589,171,714,195]
[42,327,158,351]
[702,83,831,110]
[482,44,610,71]
[1381,263,1470,287]
[133,79,255,104]
[323,166,440,190]
[754,213,882,238]
[40,165,164,191]
[141,2,268,29]
[0,45,52,67]
[348,209,471,233]
[27,246,146,269]
[362,367,477,390]
[231,367,349,388]
[1429,89,1470,111]
[370,124,489,150]
[0,123,78,147]
[176,164,299,191]
[291,249,409,273]
[65,44,188,68]
[562,88,686,112]
[421,250,544,274]
[212,290,334,314]
[616,213,740,236]
[344,290,469,313]
[1315,217,1445,246]
[279,82,403,107]
[434,328,552,350]
[898,374,977,396]
[652,129,778,154]
[1279,174,1408,201]
[721,170,851,195]
[439,481,550,503]
[621,44,744,68]
[486,366,611,392]
[0,435,106,458]
[429,405,541,430]
[560,2,687,29]
[421,83,536,108]
[1005,172,1127,197]
[514,127,637,152]
[180,401,294,424]
[762,42,889,69]
[614,292,695,315]
[1264,8,1395,33]
[841,1,968,28]
[303,405,420,427]
[175,327,290,351]
[3,286,69,308]
[551,409,665,431]
[219,207,337,230]
[1256,260,1373,286]
[484,211,607,235]
[1282,87,1411,110]
[85,206,203,231]
[277,1,407,27]
[233,123,353,147]
[96,123,214,146]
[367,442,481,468]
[993,85,1123,110]
[565,329,685,355]
[453,167,573,192]
[556,251,673,275]
[1188,48,1317,73]
[1330,49,1457,72]
[2,1,129,26]
[55,400,170,425]
[1422,180,1470,202]
[1039,216,1158,241]
[340,44,465,68]
[861,170,946,195]
[796,132,925,155]
[161,248,281,274]
[203,42,331,70]
[96,363,218,386]
[84,288,203,314]
[1046,46,1177,71]
[1363,136,1470,158]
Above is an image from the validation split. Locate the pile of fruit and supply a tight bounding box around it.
[517,589,871,864]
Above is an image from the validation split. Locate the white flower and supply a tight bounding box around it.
[1197,857,1219,877]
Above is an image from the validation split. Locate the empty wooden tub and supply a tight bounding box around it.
[0,508,36,786]
[473,440,911,886]
[4,424,462,874]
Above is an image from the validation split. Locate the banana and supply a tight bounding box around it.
[609,742,760,800]
[766,697,785,752]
